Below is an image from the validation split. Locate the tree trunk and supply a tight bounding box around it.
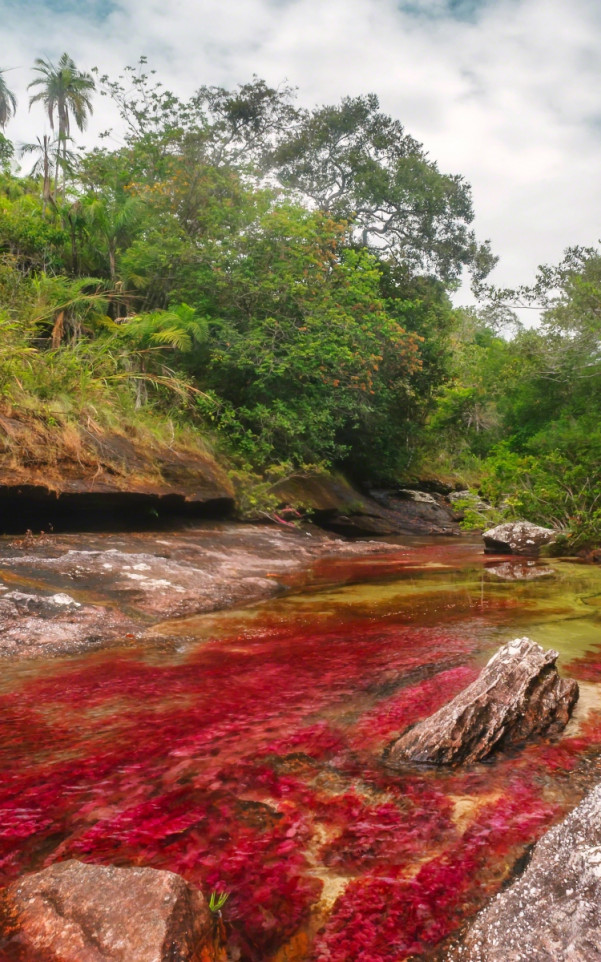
[51,311,65,349]
[109,242,117,283]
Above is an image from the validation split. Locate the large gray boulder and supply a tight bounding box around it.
[0,860,212,962]
[387,638,578,767]
[451,783,601,960]
[483,521,556,556]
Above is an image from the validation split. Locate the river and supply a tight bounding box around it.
[1,529,601,961]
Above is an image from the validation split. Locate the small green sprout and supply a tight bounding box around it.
[208,890,230,914]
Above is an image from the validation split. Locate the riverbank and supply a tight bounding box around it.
[0,522,413,659]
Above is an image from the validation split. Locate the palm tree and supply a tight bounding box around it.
[82,193,143,283]
[21,135,57,208]
[0,69,17,129]
[21,135,79,210]
[28,53,95,195]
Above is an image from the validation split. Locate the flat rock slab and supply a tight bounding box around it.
[0,523,401,657]
[1,546,279,619]
[388,637,578,766]
[0,859,211,962]
[483,521,556,556]
[452,783,601,961]
[0,589,139,657]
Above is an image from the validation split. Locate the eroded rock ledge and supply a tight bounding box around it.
[0,416,235,532]
[452,783,601,961]
[388,638,578,767]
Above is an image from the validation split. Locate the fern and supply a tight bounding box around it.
[120,303,208,353]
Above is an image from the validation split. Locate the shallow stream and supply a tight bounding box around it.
[2,532,601,961]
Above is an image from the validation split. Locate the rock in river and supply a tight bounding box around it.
[483,521,556,556]
[388,637,578,766]
[451,782,601,960]
[0,588,139,658]
[0,859,212,962]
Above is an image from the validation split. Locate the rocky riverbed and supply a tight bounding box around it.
[0,522,406,658]
[3,531,601,961]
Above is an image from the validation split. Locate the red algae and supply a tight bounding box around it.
[565,644,601,682]
[312,781,559,962]
[2,548,601,960]
[350,666,479,748]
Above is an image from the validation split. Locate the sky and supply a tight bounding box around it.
[2,0,601,309]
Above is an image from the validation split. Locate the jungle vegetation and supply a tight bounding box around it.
[1,56,600,545]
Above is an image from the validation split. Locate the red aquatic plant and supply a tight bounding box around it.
[0,575,598,961]
[565,647,601,682]
[350,666,479,749]
[312,779,560,962]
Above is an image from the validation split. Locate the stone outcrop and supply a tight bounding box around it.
[270,471,400,536]
[271,471,460,536]
[0,859,212,962]
[451,783,601,961]
[483,521,556,556]
[388,638,578,767]
[0,416,234,532]
[369,487,459,535]
[398,488,439,504]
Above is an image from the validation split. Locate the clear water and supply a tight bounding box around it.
[2,537,601,961]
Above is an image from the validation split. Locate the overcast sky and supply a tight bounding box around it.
[2,0,601,307]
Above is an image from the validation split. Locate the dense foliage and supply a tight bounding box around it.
[0,57,491,488]
[424,248,601,547]
[1,56,601,543]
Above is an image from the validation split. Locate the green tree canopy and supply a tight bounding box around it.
[267,94,496,286]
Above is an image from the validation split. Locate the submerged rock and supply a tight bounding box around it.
[0,859,211,962]
[387,637,578,766]
[483,521,556,556]
[452,783,601,960]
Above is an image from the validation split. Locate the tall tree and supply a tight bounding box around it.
[194,76,299,168]
[28,53,95,196]
[268,94,495,287]
[0,69,16,129]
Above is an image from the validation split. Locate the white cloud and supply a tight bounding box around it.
[2,0,601,308]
